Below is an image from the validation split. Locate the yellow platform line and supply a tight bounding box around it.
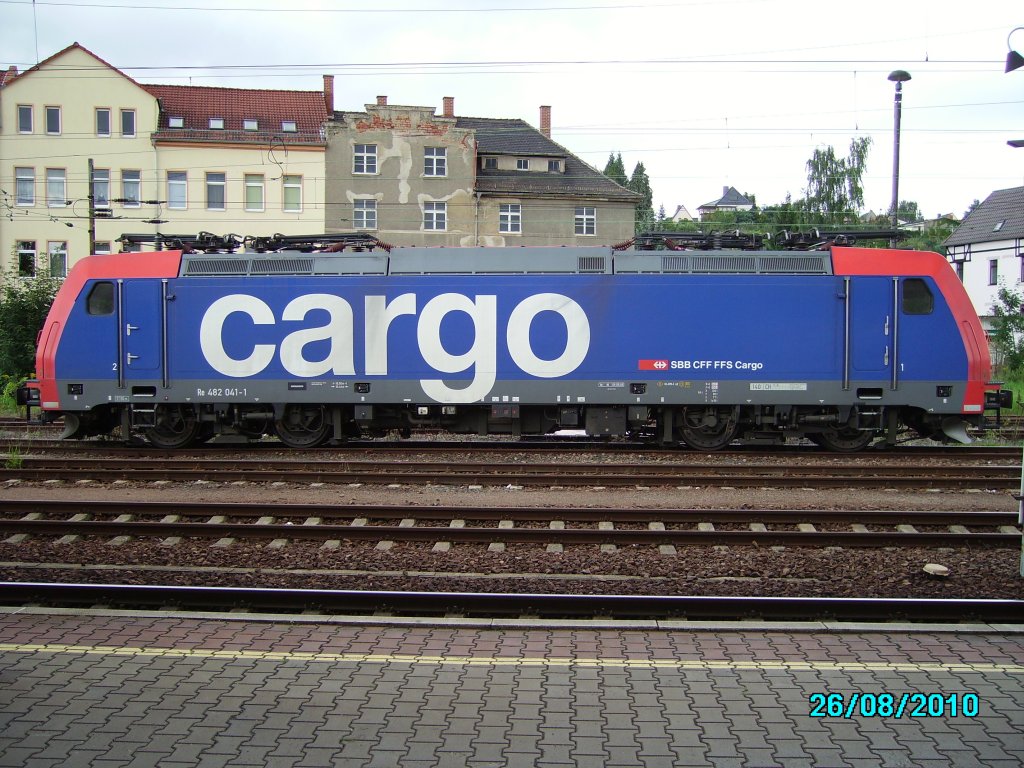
[2,643,1023,674]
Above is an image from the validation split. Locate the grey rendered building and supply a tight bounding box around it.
[325,97,638,247]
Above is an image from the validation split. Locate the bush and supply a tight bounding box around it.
[0,268,60,379]
[988,287,1024,378]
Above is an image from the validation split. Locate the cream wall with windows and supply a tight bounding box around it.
[0,46,160,277]
[2,45,327,281]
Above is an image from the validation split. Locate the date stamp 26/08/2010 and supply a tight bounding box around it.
[809,692,979,719]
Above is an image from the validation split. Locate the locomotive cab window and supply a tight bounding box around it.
[86,282,115,315]
[902,278,933,315]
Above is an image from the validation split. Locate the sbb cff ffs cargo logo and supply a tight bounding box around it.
[638,360,670,371]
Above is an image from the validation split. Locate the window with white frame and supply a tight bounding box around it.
[282,121,297,132]
[17,105,32,133]
[93,241,111,255]
[353,199,377,230]
[15,167,34,206]
[483,157,497,170]
[167,171,187,209]
[548,160,561,172]
[244,174,265,211]
[209,117,224,130]
[243,119,258,131]
[96,108,111,137]
[574,206,596,236]
[354,144,377,174]
[121,109,136,137]
[17,241,36,277]
[46,169,66,207]
[47,241,68,279]
[206,172,226,210]
[424,202,446,231]
[499,204,522,234]
[516,158,530,171]
[92,169,110,208]
[45,106,61,135]
[122,170,141,207]
[424,147,447,177]
[168,116,184,128]
[989,259,999,286]
[283,175,302,212]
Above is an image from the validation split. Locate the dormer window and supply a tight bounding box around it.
[548,160,561,172]
[209,118,224,130]
[168,116,184,128]
[516,158,530,171]
[483,158,497,170]
[282,121,297,132]
[243,119,258,131]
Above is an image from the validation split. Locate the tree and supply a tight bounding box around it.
[602,152,627,187]
[989,287,1024,377]
[0,261,60,378]
[896,200,921,222]
[803,137,872,224]
[627,162,655,234]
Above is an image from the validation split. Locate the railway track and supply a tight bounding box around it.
[2,581,1021,623]
[0,454,1019,489]
[1,434,1022,459]
[2,499,1018,548]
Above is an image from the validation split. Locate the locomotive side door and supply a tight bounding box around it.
[118,279,165,382]
[847,276,894,384]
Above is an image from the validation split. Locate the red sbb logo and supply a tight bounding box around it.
[638,359,669,371]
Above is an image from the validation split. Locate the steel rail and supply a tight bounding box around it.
[0,468,1016,489]
[2,581,1021,622]
[1,457,1020,490]
[9,456,1020,476]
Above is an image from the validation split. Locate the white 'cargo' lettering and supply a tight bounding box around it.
[199,291,591,401]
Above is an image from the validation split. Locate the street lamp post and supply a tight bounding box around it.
[887,70,911,248]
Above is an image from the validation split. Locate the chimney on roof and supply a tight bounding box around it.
[323,75,334,113]
[540,105,551,138]
[376,95,388,106]
[442,96,454,118]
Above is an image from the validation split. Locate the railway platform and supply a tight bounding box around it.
[1,609,1022,767]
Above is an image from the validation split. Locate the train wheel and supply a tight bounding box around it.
[146,404,202,449]
[275,404,331,448]
[677,407,738,451]
[809,427,874,452]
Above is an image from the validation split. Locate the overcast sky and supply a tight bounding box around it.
[4,0,1022,223]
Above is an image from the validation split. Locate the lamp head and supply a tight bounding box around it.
[888,70,912,83]
[1007,50,1024,73]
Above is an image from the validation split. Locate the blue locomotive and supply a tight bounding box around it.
[19,238,1007,450]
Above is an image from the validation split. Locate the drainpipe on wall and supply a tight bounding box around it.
[475,192,482,246]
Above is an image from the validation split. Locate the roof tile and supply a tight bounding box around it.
[144,84,327,145]
[944,186,1024,246]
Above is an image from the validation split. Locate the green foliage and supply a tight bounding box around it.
[899,221,956,255]
[803,137,872,224]
[896,200,922,222]
[602,153,627,187]
[627,162,655,235]
[0,375,19,415]
[988,287,1024,378]
[4,445,24,470]
[0,264,60,379]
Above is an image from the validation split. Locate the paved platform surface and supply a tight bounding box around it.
[0,610,1022,767]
